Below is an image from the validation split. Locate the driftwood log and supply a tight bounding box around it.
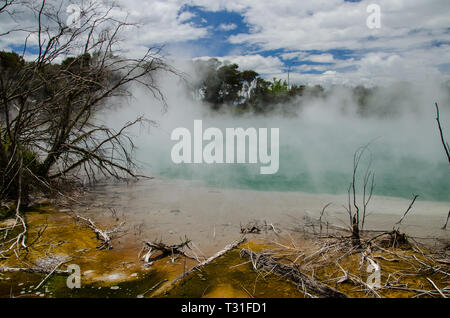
[240,249,348,298]
[173,236,246,283]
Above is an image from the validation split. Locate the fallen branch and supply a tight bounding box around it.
[240,222,261,234]
[173,236,246,283]
[0,266,69,275]
[141,279,169,297]
[240,248,348,298]
[141,237,192,263]
[75,214,123,249]
[34,260,67,290]
[426,277,447,298]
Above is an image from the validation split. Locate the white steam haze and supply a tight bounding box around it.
[101,60,450,202]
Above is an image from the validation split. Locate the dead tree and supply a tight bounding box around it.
[0,0,177,202]
[0,0,177,259]
[344,145,375,246]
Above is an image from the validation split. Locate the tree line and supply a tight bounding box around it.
[189,58,426,117]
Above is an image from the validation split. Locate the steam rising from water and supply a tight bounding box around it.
[103,62,450,202]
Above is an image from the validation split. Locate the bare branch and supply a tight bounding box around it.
[395,194,419,227]
[435,102,450,164]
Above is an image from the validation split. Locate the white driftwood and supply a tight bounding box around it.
[75,215,123,249]
[173,236,246,283]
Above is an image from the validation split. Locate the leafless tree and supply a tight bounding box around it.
[344,145,375,246]
[1,0,176,197]
[0,0,176,255]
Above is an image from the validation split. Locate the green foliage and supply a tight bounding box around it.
[0,135,40,201]
[194,59,311,112]
[241,70,259,83]
[269,78,289,96]
[61,53,92,74]
[0,51,24,71]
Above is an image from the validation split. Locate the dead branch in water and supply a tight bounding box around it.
[240,248,348,298]
[75,214,124,249]
[172,236,246,284]
[240,220,281,235]
[395,194,419,227]
[140,279,169,297]
[240,223,261,234]
[34,260,68,290]
[442,210,450,230]
[141,237,193,263]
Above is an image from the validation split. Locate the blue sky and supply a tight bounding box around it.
[175,5,251,56]
[1,0,449,86]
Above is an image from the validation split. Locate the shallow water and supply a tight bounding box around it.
[86,178,449,257]
[131,102,450,202]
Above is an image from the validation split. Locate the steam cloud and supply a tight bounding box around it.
[103,60,450,202]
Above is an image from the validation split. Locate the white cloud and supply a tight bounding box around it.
[282,52,335,63]
[218,23,237,31]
